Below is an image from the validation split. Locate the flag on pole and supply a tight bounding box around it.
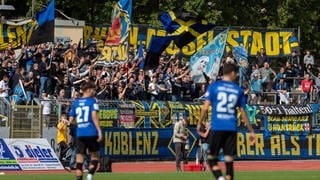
[105,0,132,45]
[29,0,55,45]
[12,80,27,104]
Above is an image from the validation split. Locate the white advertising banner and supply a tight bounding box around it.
[0,138,63,170]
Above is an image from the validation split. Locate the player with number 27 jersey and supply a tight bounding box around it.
[205,80,246,131]
[69,97,99,137]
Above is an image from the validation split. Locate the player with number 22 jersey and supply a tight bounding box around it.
[206,80,246,131]
[198,63,255,180]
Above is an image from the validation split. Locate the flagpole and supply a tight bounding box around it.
[32,0,35,17]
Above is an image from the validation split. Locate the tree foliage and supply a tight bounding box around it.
[6,0,320,55]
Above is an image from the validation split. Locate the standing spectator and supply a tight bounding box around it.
[275,67,286,83]
[9,67,24,93]
[136,69,147,100]
[57,114,69,165]
[96,78,110,100]
[31,63,40,97]
[250,74,266,104]
[66,123,77,172]
[250,64,260,81]
[275,77,290,104]
[182,76,192,101]
[41,92,51,127]
[171,77,182,101]
[24,46,35,73]
[24,71,35,105]
[0,74,9,99]
[157,72,168,101]
[259,62,276,102]
[148,77,158,101]
[289,50,301,76]
[256,48,268,68]
[39,54,51,96]
[304,64,317,76]
[172,116,188,172]
[196,121,211,169]
[301,73,314,104]
[313,73,320,103]
[284,61,295,90]
[125,77,137,100]
[304,50,314,68]
[225,51,235,64]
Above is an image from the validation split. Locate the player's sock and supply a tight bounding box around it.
[87,174,93,180]
[88,160,99,175]
[76,176,83,180]
[212,170,223,179]
[225,161,234,180]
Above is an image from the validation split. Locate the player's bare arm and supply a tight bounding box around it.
[197,100,211,132]
[92,110,102,142]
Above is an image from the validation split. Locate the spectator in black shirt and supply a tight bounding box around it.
[39,54,51,96]
[31,63,40,97]
[285,61,295,90]
[24,71,35,105]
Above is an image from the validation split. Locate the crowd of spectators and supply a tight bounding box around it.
[0,40,200,105]
[0,39,319,106]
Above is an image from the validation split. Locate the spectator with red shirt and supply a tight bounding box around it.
[301,73,313,104]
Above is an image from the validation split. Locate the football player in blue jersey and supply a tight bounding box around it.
[69,81,102,180]
[197,63,255,180]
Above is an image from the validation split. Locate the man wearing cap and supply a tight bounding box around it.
[172,116,189,172]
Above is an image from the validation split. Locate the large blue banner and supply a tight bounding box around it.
[237,131,320,160]
[101,128,320,160]
[190,29,228,83]
[101,128,199,160]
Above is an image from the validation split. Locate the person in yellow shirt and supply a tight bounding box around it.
[57,113,69,163]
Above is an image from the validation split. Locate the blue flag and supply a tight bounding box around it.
[29,0,55,45]
[190,29,229,83]
[138,42,144,59]
[119,0,132,22]
[12,80,27,104]
[36,0,55,26]
[138,42,144,69]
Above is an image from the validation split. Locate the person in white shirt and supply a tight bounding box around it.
[148,77,158,101]
[41,92,51,127]
[0,74,9,98]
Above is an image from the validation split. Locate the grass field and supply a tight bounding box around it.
[2,171,320,180]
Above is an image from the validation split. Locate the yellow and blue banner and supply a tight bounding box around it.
[85,25,299,58]
[190,29,228,83]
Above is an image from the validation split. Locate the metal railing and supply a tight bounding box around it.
[0,97,10,127]
[10,104,42,138]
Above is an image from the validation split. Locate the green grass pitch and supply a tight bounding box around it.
[1,171,320,180]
